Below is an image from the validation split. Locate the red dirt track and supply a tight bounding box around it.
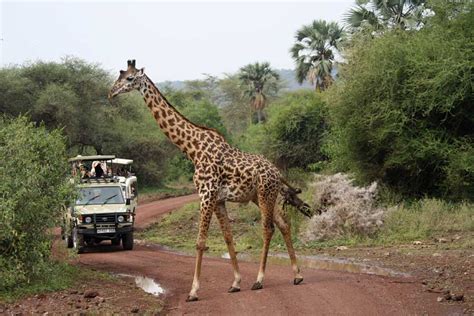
[78,195,462,315]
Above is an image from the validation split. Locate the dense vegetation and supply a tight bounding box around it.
[0,117,75,292]
[326,2,473,199]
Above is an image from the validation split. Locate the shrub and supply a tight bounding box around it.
[300,173,387,242]
[325,4,474,199]
[0,117,75,291]
[237,91,328,170]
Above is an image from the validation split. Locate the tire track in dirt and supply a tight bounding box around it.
[78,195,462,315]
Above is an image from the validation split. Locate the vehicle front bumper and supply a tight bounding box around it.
[77,225,133,239]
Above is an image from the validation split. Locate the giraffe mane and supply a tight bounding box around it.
[145,75,225,139]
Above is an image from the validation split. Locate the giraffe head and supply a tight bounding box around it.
[108,59,146,99]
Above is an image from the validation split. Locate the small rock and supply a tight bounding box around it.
[335,246,348,251]
[452,294,464,301]
[413,241,423,245]
[98,297,105,303]
[432,253,442,257]
[84,290,99,299]
[131,307,140,313]
[383,252,390,257]
[453,235,461,241]
[437,296,444,302]
[436,237,448,243]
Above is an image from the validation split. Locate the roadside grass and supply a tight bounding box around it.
[0,262,110,303]
[137,200,307,255]
[138,196,473,253]
[140,181,195,203]
[301,198,474,249]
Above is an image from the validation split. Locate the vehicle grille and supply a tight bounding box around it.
[94,213,116,223]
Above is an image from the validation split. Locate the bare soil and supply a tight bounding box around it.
[3,195,470,315]
[1,274,163,315]
[315,240,473,312]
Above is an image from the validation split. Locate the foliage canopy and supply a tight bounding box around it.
[326,3,474,199]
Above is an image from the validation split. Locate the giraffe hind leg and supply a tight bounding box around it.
[252,190,277,291]
[274,208,303,285]
[215,201,241,293]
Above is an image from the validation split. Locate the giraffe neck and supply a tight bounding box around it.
[138,75,208,162]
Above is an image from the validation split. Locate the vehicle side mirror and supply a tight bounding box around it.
[126,198,131,205]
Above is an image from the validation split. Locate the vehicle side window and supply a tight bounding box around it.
[131,182,138,198]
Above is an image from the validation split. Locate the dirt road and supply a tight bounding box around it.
[78,195,462,315]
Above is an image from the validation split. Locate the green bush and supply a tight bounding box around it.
[0,117,75,291]
[238,91,328,170]
[325,4,473,199]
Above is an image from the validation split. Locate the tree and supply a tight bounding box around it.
[345,0,427,32]
[238,62,280,124]
[326,2,473,199]
[290,20,344,91]
[0,116,75,290]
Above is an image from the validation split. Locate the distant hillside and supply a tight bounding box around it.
[157,69,310,91]
[277,69,313,91]
[156,67,339,92]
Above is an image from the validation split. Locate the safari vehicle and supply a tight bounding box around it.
[62,155,138,253]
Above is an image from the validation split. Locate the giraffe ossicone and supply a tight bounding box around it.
[109,60,312,302]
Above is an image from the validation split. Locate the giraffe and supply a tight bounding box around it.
[109,60,313,302]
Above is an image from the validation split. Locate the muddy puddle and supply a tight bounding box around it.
[118,274,165,296]
[221,252,409,278]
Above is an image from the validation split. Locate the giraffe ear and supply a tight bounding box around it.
[137,67,145,76]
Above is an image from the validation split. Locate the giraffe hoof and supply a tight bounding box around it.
[228,286,240,293]
[186,295,199,302]
[294,277,304,285]
[251,282,263,291]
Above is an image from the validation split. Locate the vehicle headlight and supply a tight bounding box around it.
[84,216,92,224]
[117,215,125,223]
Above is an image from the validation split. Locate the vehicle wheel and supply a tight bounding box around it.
[122,232,134,250]
[65,232,74,248]
[111,237,121,246]
[72,227,85,254]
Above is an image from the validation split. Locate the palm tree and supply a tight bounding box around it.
[290,20,344,91]
[345,0,427,32]
[238,62,280,124]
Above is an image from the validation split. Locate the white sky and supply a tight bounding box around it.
[1,0,354,81]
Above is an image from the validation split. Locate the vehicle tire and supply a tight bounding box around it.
[72,227,85,254]
[111,237,121,246]
[65,233,74,248]
[122,232,134,250]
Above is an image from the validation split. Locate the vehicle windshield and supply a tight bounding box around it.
[76,187,124,205]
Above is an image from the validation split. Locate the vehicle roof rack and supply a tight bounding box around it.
[69,155,116,162]
[111,158,133,165]
[80,176,120,184]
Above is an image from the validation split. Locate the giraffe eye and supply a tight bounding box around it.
[126,76,134,81]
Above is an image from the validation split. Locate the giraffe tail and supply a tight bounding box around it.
[280,178,318,218]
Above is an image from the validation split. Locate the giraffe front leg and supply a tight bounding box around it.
[215,202,241,293]
[187,197,215,302]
